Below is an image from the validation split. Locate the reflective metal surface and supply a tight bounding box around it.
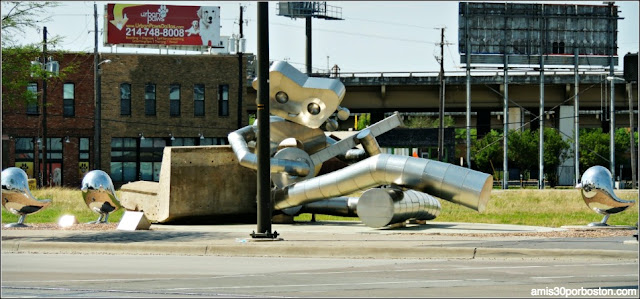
[81,170,121,224]
[357,188,441,228]
[274,154,493,212]
[300,197,359,217]
[1,167,51,227]
[230,60,493,227]
[271,147,315,188]
[309,113,402,165]
[252,60,346,129]
[356,129,382,156]
[228,123,312,177]
[576,165,636,226]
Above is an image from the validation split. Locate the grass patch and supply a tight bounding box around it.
[1,187,124,224]
[2,187,638,228]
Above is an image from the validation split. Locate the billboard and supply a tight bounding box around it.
[458,2,620,66]
[105,4,222,48]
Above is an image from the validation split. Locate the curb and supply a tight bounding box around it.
[3,241,637,260]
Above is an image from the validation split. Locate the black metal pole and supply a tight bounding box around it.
[628,82,637,189]
[252,1,276,239]
[42,26,48,187]
[237,5,244,129]
[438,28,445,162]
[306,16,312,75]
[94,3,101,171]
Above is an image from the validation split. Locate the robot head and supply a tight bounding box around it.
[253,61,346,129]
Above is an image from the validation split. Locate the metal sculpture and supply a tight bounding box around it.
[1,167,51,228]
[229,61,493,228]
[81,170,120,224]
[576,165,636,226]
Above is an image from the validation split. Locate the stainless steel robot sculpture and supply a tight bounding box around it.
[576,165,636,226]
[1,167,51,227]
[229,61,493,228]
[81,169,121,224]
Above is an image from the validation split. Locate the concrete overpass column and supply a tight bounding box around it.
[558,105,576,186]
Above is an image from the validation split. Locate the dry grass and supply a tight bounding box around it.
[1,187,125,224]
[2,187,638,228]
[435,189,639,227]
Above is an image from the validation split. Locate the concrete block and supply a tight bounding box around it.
[117,210,151,231]
[119,145,257,223]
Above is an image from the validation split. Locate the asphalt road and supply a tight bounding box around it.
[2,253,638,297]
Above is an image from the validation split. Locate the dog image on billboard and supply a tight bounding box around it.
[197,6,219,46]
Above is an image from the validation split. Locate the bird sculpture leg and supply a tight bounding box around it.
[4,215,28,228]
[88,214,104,224]
[589,214,610,227]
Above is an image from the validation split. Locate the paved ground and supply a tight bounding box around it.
[2,221,638,260]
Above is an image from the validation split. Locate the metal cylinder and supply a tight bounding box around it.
[300,197,358,217]
[274,154,493,212]
[357,188,441,228]
[357,129,382,156]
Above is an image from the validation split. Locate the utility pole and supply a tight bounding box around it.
[93,3,101,171]
[608,1,616,186]
[437,27,445,162]
[237,4,244,129]
[42,26,48,187]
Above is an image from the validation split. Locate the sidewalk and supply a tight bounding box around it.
[2,221,638,260]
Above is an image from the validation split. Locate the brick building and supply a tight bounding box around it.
[98,53,250,185]
[2,52,95,187]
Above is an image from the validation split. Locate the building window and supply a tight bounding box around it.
[26,83,38,115]
[171,137,196,146]
[551,42,565,54]
[170,84,180,116]
[79,138,90,179]
[218,84,229,116]
[39,138,63,186]
[140,138,165,182]
[120,83,131,116]
[145,83,156,116]
[194,84,205,116]
[200,137,229,145]
[63,83,74,116]
[15,138,35,178]
[110,137,137,183]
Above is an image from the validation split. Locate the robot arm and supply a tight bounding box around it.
[228,125,311,176]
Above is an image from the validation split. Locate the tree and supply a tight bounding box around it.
[403,115,454,128]
[1,45,42,107]
[356,113,370,130]
[2,2,73,107]
[507,129,538,179]
[1,1,61,47]
[579,128,639,176]
[470,129,503,176]
[2,46,78,108]
[537,127,571,187]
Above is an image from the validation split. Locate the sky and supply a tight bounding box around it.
[4,1,639,74]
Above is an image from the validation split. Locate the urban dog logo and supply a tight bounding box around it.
[141,5,168,23]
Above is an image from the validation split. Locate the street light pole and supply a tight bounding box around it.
[93,3,100,171]
[237,4,244,129]
[42,26,48,187]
